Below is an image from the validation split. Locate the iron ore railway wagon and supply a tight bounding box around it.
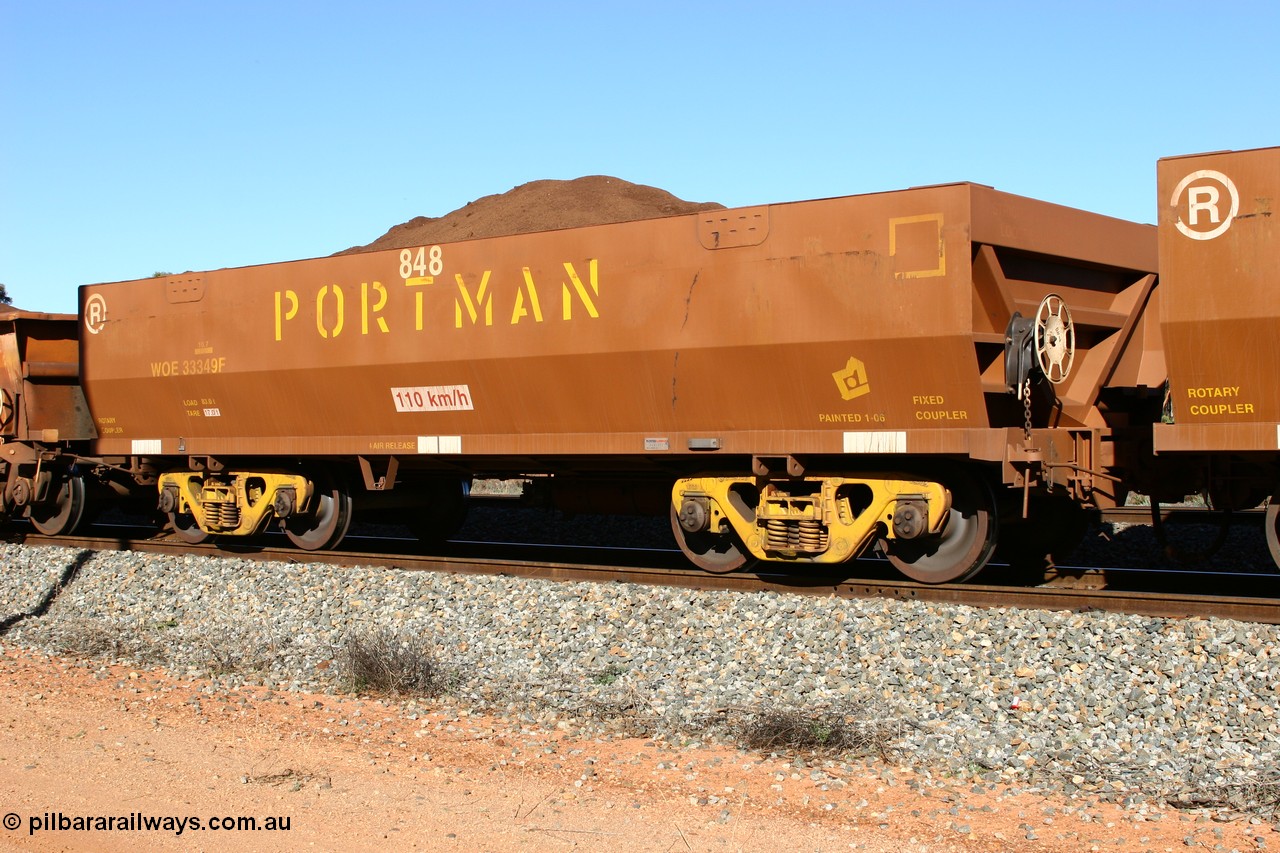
[1150,146,1280,566]
[3,149,1275,583]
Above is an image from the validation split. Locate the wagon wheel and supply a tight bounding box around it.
[880,470,998,584]
[1034,293,1075,385]
[670,503,752,573]
[410,479,470,544]
[1149,500,1231,564]
[169,511,210,544]
[28,472,88,536]
[285,473,353,551]
[159,479,210,543]
[1267,494,1280,571]
[996,494,1089,573]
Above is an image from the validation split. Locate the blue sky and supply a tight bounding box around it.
[3,1,1276,314]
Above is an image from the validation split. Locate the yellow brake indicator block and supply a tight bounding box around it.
[673,475,950,564]
[157,472,316,537]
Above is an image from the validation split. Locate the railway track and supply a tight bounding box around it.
[1100,505,1264,525]
[12,514,1280,625]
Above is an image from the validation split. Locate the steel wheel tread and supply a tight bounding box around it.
[882,470,997,584]
[669,503,752,573]
[285,474,353,551]
[29,474,88,536]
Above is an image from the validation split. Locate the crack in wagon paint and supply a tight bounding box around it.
[672,351,679,411]
[681,273,699,330]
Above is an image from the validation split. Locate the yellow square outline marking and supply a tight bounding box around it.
[889,213,946,279]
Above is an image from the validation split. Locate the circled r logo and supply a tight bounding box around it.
[84,293,108,335]
[1172,169,1239,241]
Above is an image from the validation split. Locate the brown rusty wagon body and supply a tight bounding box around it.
[59,182,1158,580]
[0,310,97,535]
[1152,145,1280,562]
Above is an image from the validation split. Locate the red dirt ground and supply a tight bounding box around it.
[0,647,1272,852]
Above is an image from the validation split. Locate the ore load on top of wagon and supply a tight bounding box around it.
[337,175,726,253]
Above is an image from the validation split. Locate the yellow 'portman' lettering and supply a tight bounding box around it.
[275,259,600,342]
[362,282,389,335]
[511,267,544,325]
[317,285,345,339]
[562,260,599,320]
[274,290,299,341]
[455,271,493,328]
[405,276,434,330]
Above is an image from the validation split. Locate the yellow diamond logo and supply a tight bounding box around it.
[833,357,870,401]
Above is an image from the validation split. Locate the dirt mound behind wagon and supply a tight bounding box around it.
[340,175,724,254]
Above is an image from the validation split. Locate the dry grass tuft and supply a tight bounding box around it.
[47,618,151,661]
[1172,770,1280,817]
[338,627,448,698]
[731,700,909,757]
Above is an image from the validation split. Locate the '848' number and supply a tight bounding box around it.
[399,245,443,279]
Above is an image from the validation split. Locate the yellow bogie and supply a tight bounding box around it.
[672,475,950,565]
[158,471,316,537]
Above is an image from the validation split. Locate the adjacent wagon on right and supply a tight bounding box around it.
[1153,146,1280,563]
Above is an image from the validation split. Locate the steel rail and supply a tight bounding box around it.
[11,527,1280,626]
[1098,506,1264,525]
